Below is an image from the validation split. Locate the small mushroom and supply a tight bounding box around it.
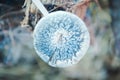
[33,0,90,67]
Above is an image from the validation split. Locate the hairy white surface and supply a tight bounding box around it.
[33,11,90,67]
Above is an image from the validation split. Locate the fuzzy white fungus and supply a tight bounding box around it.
[33,11,90,67]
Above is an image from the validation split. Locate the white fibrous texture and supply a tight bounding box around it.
[33,11,90,67]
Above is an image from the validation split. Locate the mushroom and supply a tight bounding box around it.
[33,0,90,67]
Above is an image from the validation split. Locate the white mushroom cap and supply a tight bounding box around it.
[33,11,90,68]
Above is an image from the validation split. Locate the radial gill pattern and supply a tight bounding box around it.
[33,11,90,67]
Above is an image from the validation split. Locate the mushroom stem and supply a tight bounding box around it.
[32,0,49,16]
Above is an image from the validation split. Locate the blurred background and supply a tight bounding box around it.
[0,0,120,80]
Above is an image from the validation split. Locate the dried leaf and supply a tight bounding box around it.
[71,0,90,19]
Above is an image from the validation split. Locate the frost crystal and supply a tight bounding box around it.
[33,11,90,67]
